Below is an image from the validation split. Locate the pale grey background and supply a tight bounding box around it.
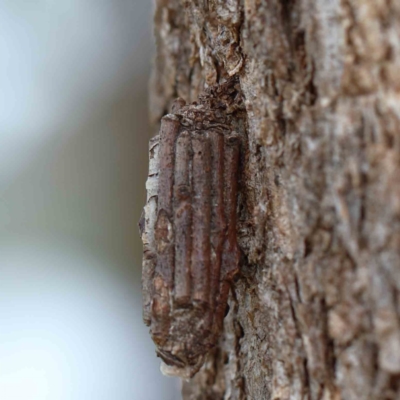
[0,1,180,399]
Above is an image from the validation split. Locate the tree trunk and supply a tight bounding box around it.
[149,1,400,399]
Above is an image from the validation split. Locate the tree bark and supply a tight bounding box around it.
[149,1,400,399]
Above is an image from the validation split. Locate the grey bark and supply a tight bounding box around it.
[149,1,400,399]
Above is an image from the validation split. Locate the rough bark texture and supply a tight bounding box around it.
[149,1,400,399]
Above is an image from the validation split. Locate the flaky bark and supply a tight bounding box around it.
[149,1,400,399]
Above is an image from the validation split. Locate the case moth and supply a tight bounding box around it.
[139,78,242,378]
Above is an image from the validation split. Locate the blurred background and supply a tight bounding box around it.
[0,1,180,399]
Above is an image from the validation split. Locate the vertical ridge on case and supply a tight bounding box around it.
[191,132,212,304]
[152,114,180,341]
[209,130,226,325]
[155,114,180,286]
[214,132,240,332]
[222,132,240,279]
[173,131,192,305]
